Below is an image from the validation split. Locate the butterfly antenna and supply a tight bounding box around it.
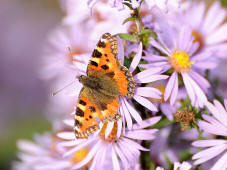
[52,80,75,96]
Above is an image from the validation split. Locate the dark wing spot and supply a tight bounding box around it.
[86,118,89,121]
[89,106,96,113]
[100,103,107,110]
[106,72,115,78]
[97,40,106,48]
[91,61,98,67]
[105,54,108,57]
[76,107,84,117]
[79,100,86,106]
[106,59,110,62]
[89,115,93,119]
[92,49,102,58]
[101,65,109,70]
[75,119,82,128]
[102,33,110,39]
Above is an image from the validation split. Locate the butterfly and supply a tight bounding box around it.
[74,33,136,138]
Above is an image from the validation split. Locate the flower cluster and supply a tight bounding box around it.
[14,0,227,170]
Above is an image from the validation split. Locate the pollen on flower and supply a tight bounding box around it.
[169,50,193,72]
[174,110,195,131]
[71,148,90,164]
[149,84,165,103]
[99,122,118,142]
[192,30,203,51]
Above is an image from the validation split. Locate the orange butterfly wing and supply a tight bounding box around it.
[74,33,136,139]
[74,88,101,138]
[87,33,136,97]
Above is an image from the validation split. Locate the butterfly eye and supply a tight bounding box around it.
[77,75,83,82]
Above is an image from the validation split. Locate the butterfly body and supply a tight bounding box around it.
[74,33,136,139]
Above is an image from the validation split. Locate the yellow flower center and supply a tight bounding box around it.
[99,122,118,142]
[169,50,193,72]
[71,148,90,164]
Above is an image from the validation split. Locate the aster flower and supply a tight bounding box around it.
[192,99,227,170]
[156,161,192,170]
[13,133,90,170]
[173,1,227,59]
[143,25,209,108]
[58,116,161,169]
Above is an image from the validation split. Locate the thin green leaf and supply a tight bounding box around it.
[122,16,138,25]
[117,33,139,42]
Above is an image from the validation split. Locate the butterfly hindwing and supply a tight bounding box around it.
[74,88,101,138]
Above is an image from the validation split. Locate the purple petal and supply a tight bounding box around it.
[198,121,227,136]
[112,146,120,170]
[71,140,102,169]
[120,98,132,129]
[116,36,124,64]
[123,98,143,123]
[193,144,227,165]
[189,70,210,91]
[129,42,142,72]
[134,67,163,80]
[164,71,177,102]
[133,95,158,111]
[105,121,114,139]
[132,116,161,130]
[149,37,171,56]
[125,129,158,140]
[206,101,227,128]
[57,132,75,140]
[134,87,161,99]
[64,137,97,157]
[17,140,47,155]
[114,145,129,169]
[181,72,196,105]
[192,140,227,147]
[211,152,227,170]
[170,71,178,105]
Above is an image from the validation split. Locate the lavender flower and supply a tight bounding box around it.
[173,1,227,59]
[192,99,227,170]
[13,133,78,170]
[143,25,210,108]
[58,116,161,169]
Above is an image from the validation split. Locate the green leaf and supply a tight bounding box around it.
[124,56,131,68]
[152,117,172,129]
[180,149,192,161]
[221,0,227,8]
[117,33,139,42]
[122,16,138,25]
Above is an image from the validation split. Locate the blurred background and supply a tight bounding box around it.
[0,0,63,169]
[0,0,227,169]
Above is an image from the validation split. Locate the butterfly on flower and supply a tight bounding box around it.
[74,33,136,138]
